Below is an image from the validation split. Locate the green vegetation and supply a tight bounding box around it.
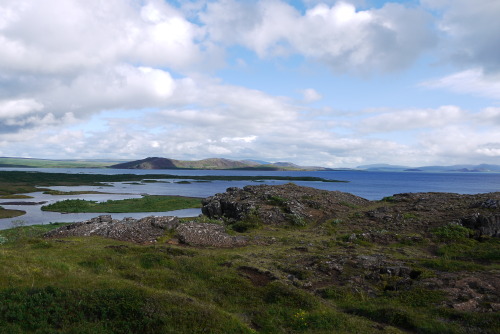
[0,225,383,334]
[432,224,473,242]
[0,194,33,199]
[1,218,498,334]
[0,206,25,219]
[41,196,202,213]
[0,157,117,168]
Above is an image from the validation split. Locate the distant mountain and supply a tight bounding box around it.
[110,157,330,171]
[357,163,500,173]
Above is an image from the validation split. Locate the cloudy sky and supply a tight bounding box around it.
[0,0,499,167]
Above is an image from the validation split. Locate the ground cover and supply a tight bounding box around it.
[0,183,498,333]
[0,206,25,219]
[0,212,498,333]
[41,195,202,213]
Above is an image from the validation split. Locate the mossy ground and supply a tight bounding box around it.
[0,206,26,219]
[0,216,499,334]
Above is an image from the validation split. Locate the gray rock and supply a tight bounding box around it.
[45,215,179,243]
[176,222,248,247]
[461,213,500,237]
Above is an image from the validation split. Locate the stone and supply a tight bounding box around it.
[176,222,248,247]
[461,213,500,237]
[45,215,179,243]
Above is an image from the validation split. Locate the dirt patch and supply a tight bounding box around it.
[238,266,277,286]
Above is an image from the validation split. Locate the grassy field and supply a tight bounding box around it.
[41,196,202,213]
[0,224,392,334]
[0,217,498,333]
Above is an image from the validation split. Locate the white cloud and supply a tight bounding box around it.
[0,98,43,118]
[201,0,436,73]
[421,68,500,100]
[301,88,322,103]
[360,105,466,133]
[0,0,210,75]
[422,0,500,73]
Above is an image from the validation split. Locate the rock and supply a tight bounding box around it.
[44,215,179,243]
[176,222,248,247]
[201,183,369,226]
[460,213,500,237]
[472,199,500,209]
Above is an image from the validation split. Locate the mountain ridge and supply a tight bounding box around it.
[110,157,330,171]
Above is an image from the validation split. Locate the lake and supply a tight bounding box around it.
[1,168,499,229]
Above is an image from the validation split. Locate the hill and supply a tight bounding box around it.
[111,157,330,171]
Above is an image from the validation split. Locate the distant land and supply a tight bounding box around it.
[110,157,332,171]
[0,156,499,172]
[357,163,500,173]
[0,157,126,168]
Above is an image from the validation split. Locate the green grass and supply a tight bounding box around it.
[0,224,392,334]
[41,196,202,213]
[0,194,33,199]
[0,206,25,219]
[318,285,499,334]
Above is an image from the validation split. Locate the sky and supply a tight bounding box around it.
[0,0,499,168]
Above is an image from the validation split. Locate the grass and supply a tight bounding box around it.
[0,206,26,219]
[0,194,33,199]
[41,195,202,213]
[0,217,498,333]
[0,224,389,334]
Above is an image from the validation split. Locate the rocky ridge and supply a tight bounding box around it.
[202,183,370,227]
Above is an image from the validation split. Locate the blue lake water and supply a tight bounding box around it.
[0,168,499,229]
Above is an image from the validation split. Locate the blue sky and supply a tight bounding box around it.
[0,0,499,167]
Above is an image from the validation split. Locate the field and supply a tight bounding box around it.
[0,220,498,333]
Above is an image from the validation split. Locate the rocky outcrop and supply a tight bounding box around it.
[45,215,247,247]
[356,192,500,236]
[460,213,500,237]
[176,222,248,247]
[44,215,179,243]
[202,183,369,226]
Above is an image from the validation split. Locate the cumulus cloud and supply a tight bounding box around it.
[0,0,210,75]
[201,0,436,73]
[0,0,498,167]
[422,0,500,74]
